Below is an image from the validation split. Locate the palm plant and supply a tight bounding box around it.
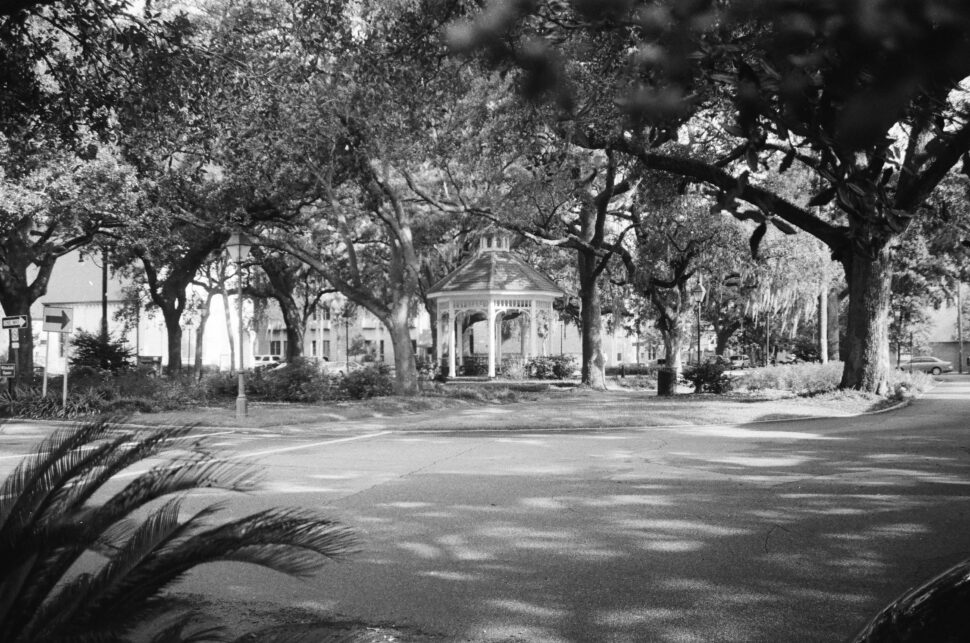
[0,418,358,642]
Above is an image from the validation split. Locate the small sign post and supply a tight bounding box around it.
[43,307,73,333]
[42,306,74,408]
[1,315,27,330]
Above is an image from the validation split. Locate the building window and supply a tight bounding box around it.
[322,305,331,321]
[311,340,317,356]
[270,340,281,355]
[323,340,331,359]
[379,340,385,361]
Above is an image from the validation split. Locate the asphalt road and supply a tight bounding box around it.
[4,378,970,642]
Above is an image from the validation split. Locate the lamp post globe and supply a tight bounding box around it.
[225,232,252,419]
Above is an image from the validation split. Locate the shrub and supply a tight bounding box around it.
[0,420,357,642]
[461,355,489,376]
[606,363,658,377]
[416,355,438,379]
[68,330,133,372]
[736,361,843,395]
[499,357,526,379]
[0,387,109,419]
[527,355,577,379]
[257,357,334,402]
[340,363,393,399]
[683,360,734,394]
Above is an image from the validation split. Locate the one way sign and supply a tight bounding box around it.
[43,306,73,333]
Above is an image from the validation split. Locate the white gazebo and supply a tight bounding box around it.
[427,234,565,378]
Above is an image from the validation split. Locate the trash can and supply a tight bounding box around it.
[657,367,676,396]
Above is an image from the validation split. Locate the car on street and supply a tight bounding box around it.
[728,355,751,369]
[252,355,283,371]
[322,359,364,376]
[897,355,953,375]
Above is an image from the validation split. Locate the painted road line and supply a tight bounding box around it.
[238,431,392,458]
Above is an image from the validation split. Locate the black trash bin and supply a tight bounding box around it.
[657,367,676,396]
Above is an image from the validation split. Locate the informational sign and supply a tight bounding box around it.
[1,315,27,329]
[0,363,16,378]
[43,306,73,333]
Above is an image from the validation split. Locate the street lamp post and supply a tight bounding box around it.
[690,282,706,364]
[226,232,252,419]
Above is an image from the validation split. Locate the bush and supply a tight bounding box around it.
[682,360,734,394]
[341,363,394,399]
[606,363,658,377]
[527,355,577,379]
[0,387,110,419]
[735,361,843,395]
[461,355,489,376]
[69,330,133,372]
[255,357,335,402]
[499,357,526,379]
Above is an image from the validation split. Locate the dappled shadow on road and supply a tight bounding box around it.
[315,422,970,642]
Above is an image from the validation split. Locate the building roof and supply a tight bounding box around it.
[427,241,565,298]
[37,250,127,305]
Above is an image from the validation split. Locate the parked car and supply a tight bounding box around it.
[252,354,282,371]
[897,355,953,375]
[728,355,751,369]
[321,360,364,376]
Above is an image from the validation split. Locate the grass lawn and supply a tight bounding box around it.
[121,379,905,431]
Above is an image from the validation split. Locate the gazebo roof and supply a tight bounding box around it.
[427,237,565,298]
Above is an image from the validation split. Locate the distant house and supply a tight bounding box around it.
[924,285,968,372]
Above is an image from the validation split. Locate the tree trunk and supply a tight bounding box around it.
[840,248,892,393]
[828,287,841,363]
[578,252,607,389]
[162,308,182,375]
[221,289,235,376]
[819,286,828,363]
[277,297,305,362]
[661,318,686,376]
[386,297,418,395]
[715,320,740,356]
[195,291,214,380]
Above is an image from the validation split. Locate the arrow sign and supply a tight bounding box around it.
[2,315,27,329]
[42,306,73,333]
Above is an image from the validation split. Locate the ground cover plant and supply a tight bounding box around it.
[0,419,357,642]
[734,361,932,400]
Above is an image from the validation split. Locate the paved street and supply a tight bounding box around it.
[3,378,970,642]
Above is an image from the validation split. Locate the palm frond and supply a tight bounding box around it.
[0,420,358,643]
[149,614,227,643]
[86,508,358,620]
[0,423,212,636]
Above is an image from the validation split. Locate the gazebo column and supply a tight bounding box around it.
[519,315,526,358]
[456,312,464,375]
[447,302,456,379]
[495,311,505,373]
[436,309,444,367]
[529,302,538,358]
[487,301,496,378]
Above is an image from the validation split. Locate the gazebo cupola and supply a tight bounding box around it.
[426,233,565,378]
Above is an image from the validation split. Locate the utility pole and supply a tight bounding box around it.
[959,281,964,374]
[100,248,109,340]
